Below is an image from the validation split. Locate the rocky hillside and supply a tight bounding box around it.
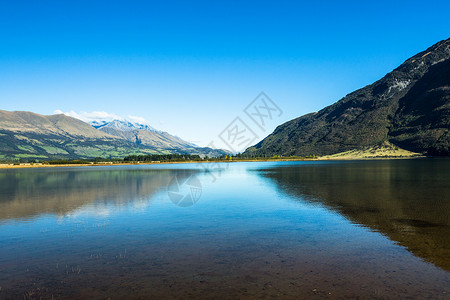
[95,120,197,150]
[245,38,450,157]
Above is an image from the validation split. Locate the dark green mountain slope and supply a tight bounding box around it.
[245,38,450,157]
[390,58,450,155]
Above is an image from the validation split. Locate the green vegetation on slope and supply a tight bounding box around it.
[0,110,230,161]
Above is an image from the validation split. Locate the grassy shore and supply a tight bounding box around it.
[318,142,423,160]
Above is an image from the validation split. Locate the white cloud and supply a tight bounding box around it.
[127,115,150,125]
[54,110,123,123]
[54,110,152,126]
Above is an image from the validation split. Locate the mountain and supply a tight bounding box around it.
[0,110,112,139]
[244,38,450,157]
[93,120,197,150]
[92,120,157,132]
[0,110,228,161]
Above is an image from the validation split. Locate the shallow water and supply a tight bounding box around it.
[0,159,449,299]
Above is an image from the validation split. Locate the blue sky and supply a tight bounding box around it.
[0,0,449,148]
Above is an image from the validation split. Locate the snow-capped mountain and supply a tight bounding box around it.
[90,120,109,129]
[90,119,199,150]
[91,120,157,132]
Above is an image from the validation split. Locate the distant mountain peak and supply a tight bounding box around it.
[91,119,158,132]
[90,120,109,129]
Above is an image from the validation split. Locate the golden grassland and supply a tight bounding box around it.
[318,142,423,160]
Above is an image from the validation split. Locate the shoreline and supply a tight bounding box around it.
[0,155,428,169]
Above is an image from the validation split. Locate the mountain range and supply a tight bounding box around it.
[93,120,198,149]
[0,111,228,161]
[244,38,450,157]
[2,39,449,161]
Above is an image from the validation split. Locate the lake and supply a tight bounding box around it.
[0,159,449,299]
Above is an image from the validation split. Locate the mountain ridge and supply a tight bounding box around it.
[244,38,450,157]
[93,119,158,132]
[93,119,198,150]
[0,110,228,160]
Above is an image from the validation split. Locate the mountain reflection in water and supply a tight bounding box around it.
[0,166,197,222]
[0,161,449,299]
[259,159,450,271]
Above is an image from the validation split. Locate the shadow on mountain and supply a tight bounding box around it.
[0,167,196,222]
[258,159,450,271]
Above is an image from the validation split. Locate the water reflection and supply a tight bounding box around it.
[259,159,450,271]
[0,167,197,222]
[0,161,449,299]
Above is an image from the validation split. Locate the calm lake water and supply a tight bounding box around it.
[0,159,449,299]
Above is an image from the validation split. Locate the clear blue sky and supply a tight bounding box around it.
[1,0,449,148]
